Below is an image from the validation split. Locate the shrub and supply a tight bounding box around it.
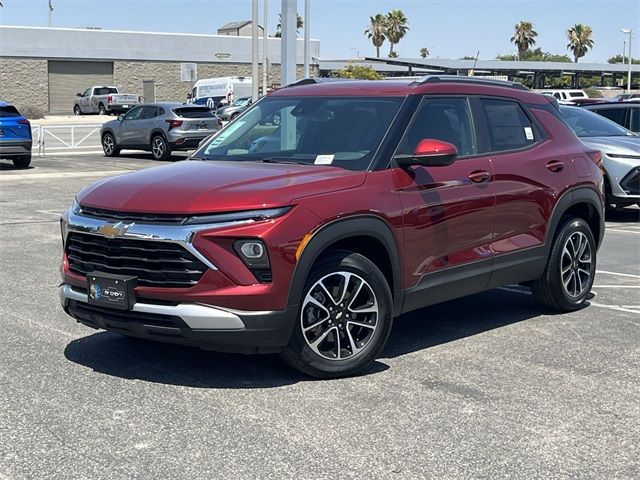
[331,64,383,80]
[583,87,603,98]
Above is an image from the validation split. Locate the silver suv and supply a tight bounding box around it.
[100,103,221,160]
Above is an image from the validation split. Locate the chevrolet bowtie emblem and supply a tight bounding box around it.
[97,221,134,238]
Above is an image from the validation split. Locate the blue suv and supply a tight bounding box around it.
[0,101,32,169]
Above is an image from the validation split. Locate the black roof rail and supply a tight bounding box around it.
[410,75,530,91]
[283,77,357,88]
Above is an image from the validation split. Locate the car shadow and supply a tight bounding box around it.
[64,332,388,388]
[64,287,545,387]
[605,207,640,223]
[0,163,34,171]
[382,287,543,359]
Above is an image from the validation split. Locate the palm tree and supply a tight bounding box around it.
[510,21,537,61]
[385,10,409,57]
[566,24,594,62]
[364,14,387,58]
[419,47,430,59]
[275,13,303,38]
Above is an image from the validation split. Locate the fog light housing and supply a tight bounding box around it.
[233,240,271,282]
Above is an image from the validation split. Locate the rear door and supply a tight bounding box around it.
[393,96,495,307]
[476,97,576,281]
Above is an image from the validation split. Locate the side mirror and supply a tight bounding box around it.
[76,92,83,97]
[118,114,125,121]
[395,139,458,168]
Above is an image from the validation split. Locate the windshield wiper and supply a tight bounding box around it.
[259,158,310,165]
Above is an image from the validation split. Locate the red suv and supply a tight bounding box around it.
[59,77,605,378]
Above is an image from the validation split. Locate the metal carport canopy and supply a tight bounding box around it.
[364,57,640,76]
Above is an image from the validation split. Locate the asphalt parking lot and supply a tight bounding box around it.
[1,153,639,480]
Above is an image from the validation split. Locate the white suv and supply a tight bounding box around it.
[536,89,589,102]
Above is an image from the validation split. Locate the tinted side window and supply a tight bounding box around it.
[140,106,158,119]
[594,108,627,128]
[0,105,21,117]
[396,97,477,157]
[123,106,143,121]
[631,108,639,133]
[480,98,536,152]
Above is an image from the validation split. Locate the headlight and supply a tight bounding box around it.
[183,206,290,226]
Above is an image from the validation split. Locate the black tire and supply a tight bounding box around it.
[73,105,82,116]
[230,112,240,120]
[280,250,393,379]
[532,217,596,312]
[151,134,171,161]
[101,133,120,157]
[98,103,107,115]
[12,154,31,169]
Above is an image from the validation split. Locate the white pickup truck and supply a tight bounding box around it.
[73,86,142,115]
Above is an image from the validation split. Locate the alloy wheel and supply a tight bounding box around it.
[152,137,165,158]
[561,231,592,298]
[102,135,114,155]
[300,271,378,361]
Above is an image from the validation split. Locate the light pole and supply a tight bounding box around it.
[621,28,634,94]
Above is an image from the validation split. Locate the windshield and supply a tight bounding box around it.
[195,96,403,170]
[560,106,635,137]
[232,97,251,107]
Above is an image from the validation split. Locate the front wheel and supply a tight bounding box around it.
[101,133,120,157]
[532,217,596,312]
[151,135,171,161]
[281,251,393,379]
[73,105,82,116]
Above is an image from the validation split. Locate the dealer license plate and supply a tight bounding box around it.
[87,272,137,311]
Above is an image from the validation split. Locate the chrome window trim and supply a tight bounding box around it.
[62,209,261,272]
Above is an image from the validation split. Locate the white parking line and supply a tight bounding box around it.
[592,285,640,288]
[588,301,640,315]
[606,228,640,235]
[0,170,126,181]
[36,210,64,217]
[597,270,640,279]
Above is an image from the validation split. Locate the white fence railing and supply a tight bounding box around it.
[32,124,103,156]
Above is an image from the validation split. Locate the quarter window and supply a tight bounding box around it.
[480,98,536,152]
[396,97,477,157]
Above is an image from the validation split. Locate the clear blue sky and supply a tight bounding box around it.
[0,0,638,62]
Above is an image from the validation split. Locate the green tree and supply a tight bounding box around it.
[566,24,594,63]
[496,48,571,62]
[364,14,387,58]
[419,47,430,58]
[274,13,303,38]
[511,21,538,61]
[608,54,640,64]
[331,63,383,80]
[385,9,409,57]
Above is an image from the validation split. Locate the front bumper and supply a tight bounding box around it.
[60,284,296,353]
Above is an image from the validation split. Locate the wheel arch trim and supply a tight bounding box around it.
[288,214,404,317]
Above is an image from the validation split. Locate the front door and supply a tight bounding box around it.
[118,106,145,145]
[393,96,495,310]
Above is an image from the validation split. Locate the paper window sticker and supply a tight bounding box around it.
[524,127,534,140]
[314,154,334,165]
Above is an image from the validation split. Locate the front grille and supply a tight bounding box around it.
[79,206,189,225]
[620,168,640,195]
[66,232,208,288]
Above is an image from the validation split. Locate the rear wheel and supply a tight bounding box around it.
[101,133,120,157]
[151,135,171,161]
[532,217,596,312]
[73,105,82,116]
[281,251,393,379]
[98,103,107,115]
[12,154,31,169]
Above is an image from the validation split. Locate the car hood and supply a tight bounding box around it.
[579,135,640,155]
[77,160,366,214]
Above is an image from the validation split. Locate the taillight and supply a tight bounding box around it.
[165,119,183,130]
[587,150,602,166]
[18,119,30,126]
[107,95,113,104]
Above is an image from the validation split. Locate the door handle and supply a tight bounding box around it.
[546,160,565,172]
[468,170,490,183]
